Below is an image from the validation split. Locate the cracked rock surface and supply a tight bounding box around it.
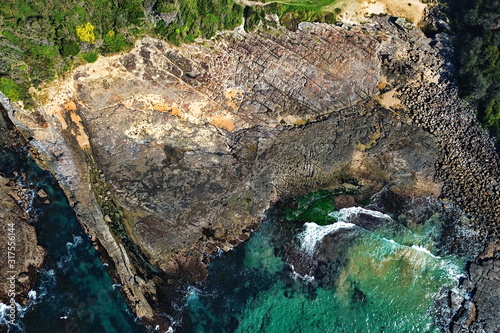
[2,17,499,330]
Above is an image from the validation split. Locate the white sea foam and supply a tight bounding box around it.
[289,264,315,283]
[186,286,201,301]
[297,206,391,256]
[411,245,442,259]
[27,290,37,300]
[298,222,356,256]
[383,238,398,245]
[42,268,56,277]
[0,300,25,326]
[0,303,9,323]
[58,235,84,270]
[380,238,463,280]
[382,238,442,259]
[328,206,392,221]
[66,235,83,248]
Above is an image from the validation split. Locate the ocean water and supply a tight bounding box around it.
[183,205,465,333]
[0,144,466,333]
[0,147,146,333]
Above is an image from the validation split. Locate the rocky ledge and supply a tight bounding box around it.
[1,14,499,331]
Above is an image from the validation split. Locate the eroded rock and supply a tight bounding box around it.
[2,16,498,329]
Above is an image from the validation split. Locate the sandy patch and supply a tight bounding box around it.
[223,88,244,111]
[152,103,184,120]
[212,115,236,131]
[279,115,308,126]
[375,88,402,109]
[334,0,427,26]
[69,110,90,148]
[187,101,207,118]
[64,100,77,111]
[377,76,388,91]
[224,88,243,100]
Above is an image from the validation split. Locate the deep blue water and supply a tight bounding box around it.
[0,147,146,333]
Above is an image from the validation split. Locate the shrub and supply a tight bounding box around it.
[0,77,22,102]
[61,41,80,57]
[82,51,98,63]
[76,22,96,43]
[102,30,129,53]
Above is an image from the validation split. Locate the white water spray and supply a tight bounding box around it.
[298,207,391,256]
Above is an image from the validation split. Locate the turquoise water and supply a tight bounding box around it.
[184,206,464,333]
[0,147,146,333]
[0,144,466,333]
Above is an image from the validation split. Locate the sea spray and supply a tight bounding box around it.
[328,206,392,221]
[411,245,442,259]
[298,222,356,256]
[297,207,391,256]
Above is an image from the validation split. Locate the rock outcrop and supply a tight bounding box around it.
[0,176,45,306]
[0,105,45,314]
[1,15,498,330]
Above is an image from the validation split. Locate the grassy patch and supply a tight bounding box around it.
[154,0,244,44]
[244,0,339,31]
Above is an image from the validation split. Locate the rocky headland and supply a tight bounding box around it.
[1,9,499,332]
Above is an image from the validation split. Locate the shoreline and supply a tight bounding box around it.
[0,12,498,332]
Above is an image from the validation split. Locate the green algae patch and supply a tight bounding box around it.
[285,187,363,225]
[285,189,338,225]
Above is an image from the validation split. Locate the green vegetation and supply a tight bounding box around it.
[154,0,244,44]
[0,0,145,107]
[0,0,339,106]
[446,0,500,139]
[244,0,339,31]
[0,77,22,101]
[81,52,99,63]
